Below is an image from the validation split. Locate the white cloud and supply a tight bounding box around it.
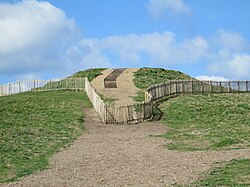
[0,0,249,83]
[72,32,208,67]
[206,30,250,80]
[0,0,78,75]
[147,0,191,18]
[69,29,249,80]
[66,39,111,70]
[196,75,228,81]
[227,54,250,78]
[209,53,250,80]
[213,29,249,52]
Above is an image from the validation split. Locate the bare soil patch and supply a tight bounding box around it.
[2,108,250,187]
[91,68,141,106]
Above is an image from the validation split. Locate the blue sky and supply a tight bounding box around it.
[0,0,250,84]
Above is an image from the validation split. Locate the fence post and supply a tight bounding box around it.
[8,83,10,95]
[126,105,129,124]
[65,79,68,89]
[169,81,172,96]
[210,81,212,93]
[228,81,230,93]
[238,81,240,92]
[33,80,36,92]
[246,81,248,92]
[182,81,184,95]
[201,81,204,94]
[18,81,21,93]
[105,105,108,124]
[191,80,193,93]
[175,81,178,95]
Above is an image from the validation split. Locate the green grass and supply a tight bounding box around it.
[69,68,106,81]
[133,68,193,89]
[99,94,117,106]
[192,159,250,186]
[131,91,145,102]
[40,68,106,90]
[160,93,250,151]
[0,90,92,183]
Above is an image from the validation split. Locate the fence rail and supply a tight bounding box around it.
[105,101,153,124]
[1,78,249,124]
[146,80,250,102]
[84,77,107,123]
[0,78,85,96]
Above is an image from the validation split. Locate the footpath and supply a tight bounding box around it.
[2,69,250,186]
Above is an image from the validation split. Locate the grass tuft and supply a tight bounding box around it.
[193,159,250,186]
[131,91,145,102]
[99,94,118,106]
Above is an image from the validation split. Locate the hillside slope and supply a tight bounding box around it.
[0,91,91,182]
[133,68,193,89]
[69,68,106,81]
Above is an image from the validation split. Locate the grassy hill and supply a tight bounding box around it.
[41,68,106,90]
[0,91,91,182]
[193,158,250,186]
[131,67,193,102]
[159,93,250,187]
[159,93,250,151]
[132,68,250,186]
[69,68,106,81]
[1,68,249,185]
[133,67,193,89]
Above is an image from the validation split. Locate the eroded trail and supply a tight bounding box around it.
[2,107,250,187]
[91,68,141,106]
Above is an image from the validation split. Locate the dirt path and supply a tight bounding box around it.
[2,69,250,186]
[3,107,250,187]
[91,68,140,106]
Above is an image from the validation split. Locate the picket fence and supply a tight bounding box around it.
[0,78,85,96]
[85,80,250,124]
[84,78,107,123]
[1,78,249,124]
[105,102,153,124]
[146,80,250,102]
[84,78,153,124]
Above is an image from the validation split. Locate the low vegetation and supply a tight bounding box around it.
[41,68,106,90]
[99,94,117,106]
[160,93,250,151]
[193,159,250,186]
[131,91,145,102]
[0,91,91,182]
[69,68,106,81]
[133,68,192,89]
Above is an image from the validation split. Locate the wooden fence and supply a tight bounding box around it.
[105,101,153,124]
[1,78,249,124]
[82,80,250,124]
[146,80,250,102]
[0,78,85,96]
[84,77,107,123]
[82,77,154,124]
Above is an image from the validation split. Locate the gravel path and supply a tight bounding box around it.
[91,68,140,106]
[2,69,250,186]
[2,107,250,187]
